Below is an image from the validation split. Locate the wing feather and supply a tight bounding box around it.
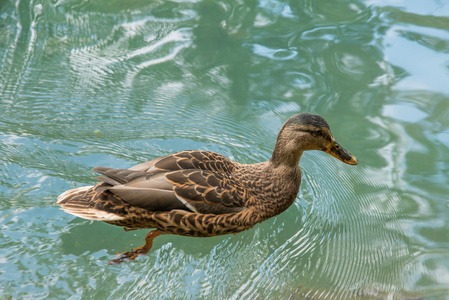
[154,150,237,173]
[88,151,247,215]
[166,170,248,208]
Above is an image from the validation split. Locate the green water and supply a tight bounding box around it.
[1,0,449,298]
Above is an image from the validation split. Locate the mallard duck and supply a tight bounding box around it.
[56,113,357,264]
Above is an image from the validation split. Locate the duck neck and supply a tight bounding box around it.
[269,136,303,169]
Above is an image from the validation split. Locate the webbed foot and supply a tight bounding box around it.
[108,230,161,265]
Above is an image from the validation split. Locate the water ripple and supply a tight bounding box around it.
[1,0,449,298]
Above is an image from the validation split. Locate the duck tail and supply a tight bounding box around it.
[55,186,124,221]
[56,185,92,205]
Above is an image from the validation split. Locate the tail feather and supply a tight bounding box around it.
[56,186,125,221]
[56,186,91,204]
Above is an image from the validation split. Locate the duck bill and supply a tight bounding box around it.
[325,139,358,165]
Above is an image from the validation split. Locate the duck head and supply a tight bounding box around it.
[270,113,358,167]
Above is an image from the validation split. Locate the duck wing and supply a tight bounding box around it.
[93,151,248,214]
[93,167,185,211]
[128,150,236,173]
[165,169,248,212]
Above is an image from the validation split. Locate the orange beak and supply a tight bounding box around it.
[325,138,358,165]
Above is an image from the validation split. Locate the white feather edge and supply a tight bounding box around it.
[56,185,92,203]
[60,207,125,221]
[175,194,198,213]
[56,185,125,221]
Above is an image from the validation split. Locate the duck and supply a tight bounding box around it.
[56,113,357,264]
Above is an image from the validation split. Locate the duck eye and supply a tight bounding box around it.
[313,130,322,137]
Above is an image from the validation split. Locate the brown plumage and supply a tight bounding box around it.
[56,113,357,264]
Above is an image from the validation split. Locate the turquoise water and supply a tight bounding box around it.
[1,0,449,298]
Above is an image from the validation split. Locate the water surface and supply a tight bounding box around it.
[1,0,449,298]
